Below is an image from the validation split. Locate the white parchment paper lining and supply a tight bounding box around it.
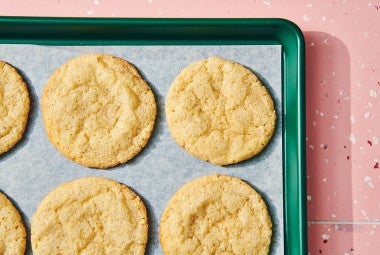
[0,44,283,255]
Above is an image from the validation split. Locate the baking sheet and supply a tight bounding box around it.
[0,44,283,254]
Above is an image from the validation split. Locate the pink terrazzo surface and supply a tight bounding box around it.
[1,0,379,254]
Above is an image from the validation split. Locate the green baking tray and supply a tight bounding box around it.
[0,17,306,255]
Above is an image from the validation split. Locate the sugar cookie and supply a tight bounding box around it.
[31,176,148,255]
[41,54,156,168]
[160,174,272,254]
[166,57,276,165]
[0,192,26,255]
[0,61,30,155]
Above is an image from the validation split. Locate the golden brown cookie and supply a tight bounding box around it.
[0,61,30,155]
[0,192,27,255]
[165,57,276,165]
[31,176,148,255]
[41,54,156,168]
[160,174,272,255]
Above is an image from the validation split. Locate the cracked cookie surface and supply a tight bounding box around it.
[31,176,148,255]
[42,54,156,168]
[165,57,276,165]
[0,61,30,155]
[0,192,26,255]
[159,174,272,255]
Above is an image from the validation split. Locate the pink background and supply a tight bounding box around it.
[1,0,379,254]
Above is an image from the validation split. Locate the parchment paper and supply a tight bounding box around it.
[0,44,283,254]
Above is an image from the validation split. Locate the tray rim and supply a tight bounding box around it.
[0,17,306,255]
